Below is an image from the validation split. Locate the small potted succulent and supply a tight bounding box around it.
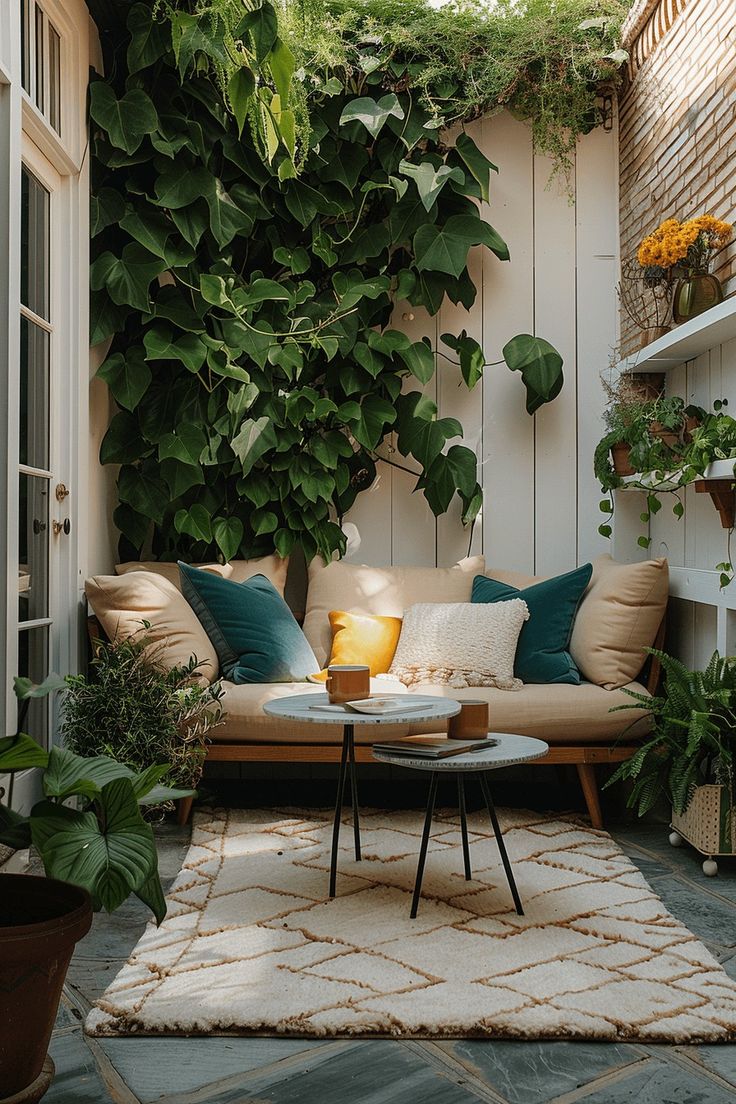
[606,649,735,876]
[0,675,193,1101]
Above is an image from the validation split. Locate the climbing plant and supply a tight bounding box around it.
[91,1,570,563]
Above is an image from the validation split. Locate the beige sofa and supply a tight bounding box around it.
[85,552,668,829]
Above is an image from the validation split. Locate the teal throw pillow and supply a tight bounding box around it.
[178,564,318,684]
[471,564,592,685]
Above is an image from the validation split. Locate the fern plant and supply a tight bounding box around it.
[605,649,736,817]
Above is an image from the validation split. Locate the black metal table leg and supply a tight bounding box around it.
[411,772,439,919]
[478,771,524,915]
[458,775,472,881]
[348,724,361,862]
[329,725,351,898]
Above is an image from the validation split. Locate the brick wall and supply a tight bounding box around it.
[618,0,736,353]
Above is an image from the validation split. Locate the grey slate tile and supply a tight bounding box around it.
[44,1028,113,1104]
[444,1039,641,1104]
[644,875,736,948]
[98,1037,330,1103]
[576,1058,736,1103]
[694,1045,736,1090]
[163,1040,491,1104]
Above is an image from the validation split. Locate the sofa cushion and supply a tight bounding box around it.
[179,565,318,684]
[570,555,668,689]
[210,678,651,745]
[388,600,529,689]
[303,556,485,668]
[472,564,592,685]
[85,572,219,683]
[324,611,403,677]
[115,554,289,596]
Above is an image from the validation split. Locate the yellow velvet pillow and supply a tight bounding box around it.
[312,610,403,680]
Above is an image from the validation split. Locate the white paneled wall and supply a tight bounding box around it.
[344,112,619,575]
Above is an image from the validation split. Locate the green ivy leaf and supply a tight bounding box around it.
[398,339,435,384]
[100,412,146,465]
[454,132,497,204]
[228,66,256,135]
[231,416,278,476]
[414,213,509,278]
[97,349,151,412]
[90,245,166,313]
[396,392,462,468]
[126,3,169,74]
[399,160,465,212]
[118,466,170,523]
[348,395,397,451]
[120,208,194,267]
[91,188,126,237]
[502,334,564,414]
[89,83,158,155]
[143,327,207,373]
[339,94,404,138]
[237,1,279,63]
[175,503,213,543]
[213,516,244,560]
[440,330,485,389]
[158,424,208,466]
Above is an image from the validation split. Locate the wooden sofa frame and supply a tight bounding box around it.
[87,614,665,832]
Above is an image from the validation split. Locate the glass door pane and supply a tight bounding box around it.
[17,628,49,745]
[18,472,49,624]
[21,168,49,319]
[20,317,50,470]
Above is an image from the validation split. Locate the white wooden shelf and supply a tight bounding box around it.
[618,296,736,374]
[618,459,736,489]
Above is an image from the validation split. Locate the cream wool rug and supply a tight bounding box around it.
[86,807,736,1042]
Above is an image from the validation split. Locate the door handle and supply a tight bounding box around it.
[52,519,71,536]
[32,519,46,534]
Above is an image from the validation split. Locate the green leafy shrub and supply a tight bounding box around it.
[90,0,570,565]
[606,649,736,818]
[61,634,224,793]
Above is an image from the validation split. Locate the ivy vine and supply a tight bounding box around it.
[91,1,566,564]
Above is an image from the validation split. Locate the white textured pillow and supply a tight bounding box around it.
[387,600,529,689]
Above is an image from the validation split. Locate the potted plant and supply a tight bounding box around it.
[594,377,689,491]
[638,215,733,324]
[0,675,194,1101]
[605,649,735,875]
[60,631,224,800]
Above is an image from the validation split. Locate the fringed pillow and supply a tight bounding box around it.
[387,600,529,689]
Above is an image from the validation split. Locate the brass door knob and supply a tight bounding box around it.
[52,519,71,536]
[55,483,70,502]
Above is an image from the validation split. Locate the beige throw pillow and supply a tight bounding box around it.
[85,572,219,683]
[569,554,668,689]
[115,554,289,597]
[387,600,529,689]
[302,556,485,669]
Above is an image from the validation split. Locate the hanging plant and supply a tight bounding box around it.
[90,1,567,564]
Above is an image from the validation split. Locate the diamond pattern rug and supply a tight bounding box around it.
[86,807,736,1042]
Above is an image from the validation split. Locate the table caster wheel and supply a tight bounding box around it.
[703,858,718,877]
[669,830,684,847]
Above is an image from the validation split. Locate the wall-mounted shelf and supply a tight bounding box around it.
[618,296,736,374]
[619,459,736,528]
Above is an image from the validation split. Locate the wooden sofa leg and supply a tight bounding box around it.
[177,796,194,826]
[576,764,604,830]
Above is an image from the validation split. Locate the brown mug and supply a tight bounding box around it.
[448,700,489,740]
[326,665,370,704]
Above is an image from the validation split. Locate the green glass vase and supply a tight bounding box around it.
[673,273,723,323]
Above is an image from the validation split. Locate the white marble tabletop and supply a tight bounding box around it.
[263,692,461,727]
[372,732,549,771]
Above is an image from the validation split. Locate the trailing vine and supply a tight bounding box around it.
[89,0,604,564]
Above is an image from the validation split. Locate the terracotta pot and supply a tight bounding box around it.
[629,373,665,401]
[673,273,723,323]
[611,442,635,476]
[0,876,92,1100]
[649,421,681,449]
[640,325,670,348]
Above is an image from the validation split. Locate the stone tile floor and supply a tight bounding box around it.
[46,817,736,1104]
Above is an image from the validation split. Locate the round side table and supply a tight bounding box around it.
[373,733,549,918]
[263,692,461,897]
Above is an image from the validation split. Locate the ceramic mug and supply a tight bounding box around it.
[326,664,370,704]
[448,699,489,740]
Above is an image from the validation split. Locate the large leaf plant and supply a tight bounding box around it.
[0,676,193,923]
[91,1,564,564]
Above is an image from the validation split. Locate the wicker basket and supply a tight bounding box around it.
[670,784,736,858]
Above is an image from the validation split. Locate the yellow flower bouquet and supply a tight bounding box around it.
[638,215,732,276]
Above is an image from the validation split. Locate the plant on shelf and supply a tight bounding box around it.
[595,396,736,586]
[605,649,735,872]
[638,215,733,325]
[61,632,225,795]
